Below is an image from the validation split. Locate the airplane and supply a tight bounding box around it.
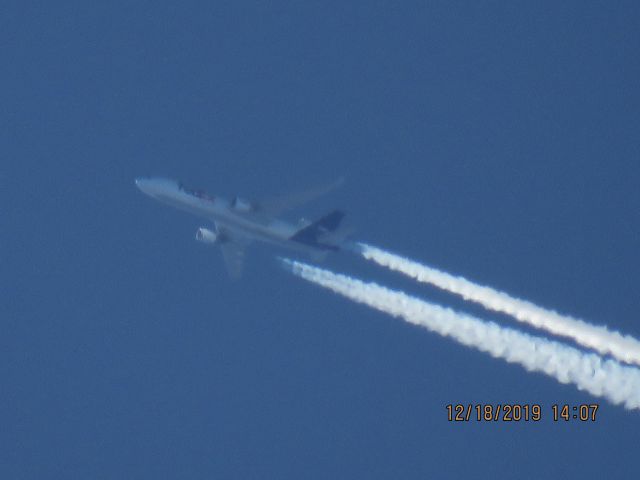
[135,176,349,279]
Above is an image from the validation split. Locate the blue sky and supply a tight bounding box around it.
[2,1,639,478]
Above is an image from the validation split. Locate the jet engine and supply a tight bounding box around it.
[195,227,218,245]
[231,196,253,212]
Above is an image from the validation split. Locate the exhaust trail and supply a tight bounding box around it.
[357,243,640,367]
[281,258,640,410]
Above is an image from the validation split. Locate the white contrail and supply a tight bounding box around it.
[281,258,640,410]
[357,243,640,367]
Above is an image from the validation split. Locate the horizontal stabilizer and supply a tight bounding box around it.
[290,210,345,246]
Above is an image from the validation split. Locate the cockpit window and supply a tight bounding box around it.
[178,182,215,201]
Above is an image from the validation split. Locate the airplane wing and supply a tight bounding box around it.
[257,177,345,216]
[216,225,249,280]
[220,241,245,280]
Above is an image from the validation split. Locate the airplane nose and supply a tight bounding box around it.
[135,177,152,195]
[135,177,175,198]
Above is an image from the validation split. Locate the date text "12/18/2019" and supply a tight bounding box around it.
[446,404,599,422]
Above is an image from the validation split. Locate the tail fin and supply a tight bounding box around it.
[290,210,345,246]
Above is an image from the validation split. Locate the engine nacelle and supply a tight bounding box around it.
[195,227,218,245]
[231,196,253,212]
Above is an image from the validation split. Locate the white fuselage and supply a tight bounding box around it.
[135,177,317,253]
